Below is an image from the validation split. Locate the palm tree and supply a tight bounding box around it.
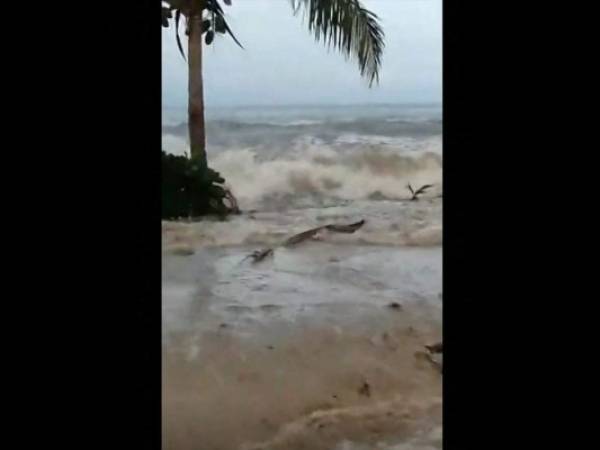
[162,0,384,172]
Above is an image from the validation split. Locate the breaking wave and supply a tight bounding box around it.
[210,142,442,209]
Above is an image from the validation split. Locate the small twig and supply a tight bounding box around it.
[242,248,274,264]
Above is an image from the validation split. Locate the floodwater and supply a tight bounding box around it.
[163,203,442,450]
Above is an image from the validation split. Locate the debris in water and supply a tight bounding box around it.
[425,342,443,354]
[407,182,434,201]
[324,220,366,234]
[283,219,365,246]
[283,226,326,247]
[243,219,366,264]
[170,246,194,256]
[358,381,371,397]
[243,248,274,264]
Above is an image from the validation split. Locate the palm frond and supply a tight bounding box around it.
[174,9,187,61]
[206,0,244,48]
[290,0,384,86]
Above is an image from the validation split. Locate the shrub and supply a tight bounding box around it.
[162,151,238,219]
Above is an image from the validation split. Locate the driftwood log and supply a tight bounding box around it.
[245,219,366,264]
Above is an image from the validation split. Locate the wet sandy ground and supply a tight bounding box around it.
[163,239,442,450]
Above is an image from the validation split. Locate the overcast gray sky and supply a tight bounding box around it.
[162,0,441,107]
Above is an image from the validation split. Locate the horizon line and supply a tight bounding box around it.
[162,101,442,109]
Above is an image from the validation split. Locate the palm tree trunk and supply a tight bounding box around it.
[187,14,207,169]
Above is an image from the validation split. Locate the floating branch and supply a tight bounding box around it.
[244,219,366,264]
[407,183,434,201]
[283,225,326,247]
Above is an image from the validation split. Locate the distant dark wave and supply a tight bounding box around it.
[162,116,442,140]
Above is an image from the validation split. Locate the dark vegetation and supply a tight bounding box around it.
[162,151,239,219]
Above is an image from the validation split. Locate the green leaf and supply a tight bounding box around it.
[202,19,211,32]
[205,30,214,45]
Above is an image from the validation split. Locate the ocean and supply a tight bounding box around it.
[162,103,442,211]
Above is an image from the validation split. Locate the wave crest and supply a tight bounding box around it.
[210,144,442,209]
